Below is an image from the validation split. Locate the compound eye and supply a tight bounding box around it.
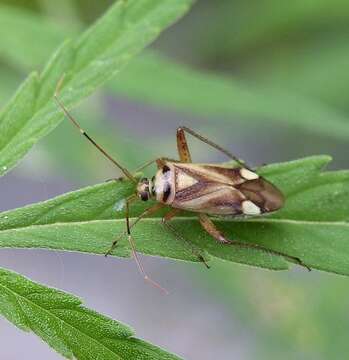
[140,192,149,201]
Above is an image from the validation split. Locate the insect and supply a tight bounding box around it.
[54,92,310,293]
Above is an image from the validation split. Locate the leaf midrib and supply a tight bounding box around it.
[0,280,126,360]
[1,217,348,234]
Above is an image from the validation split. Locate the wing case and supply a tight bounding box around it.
[167,162,284,215]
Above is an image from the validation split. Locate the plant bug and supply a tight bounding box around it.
[54,90,310,293]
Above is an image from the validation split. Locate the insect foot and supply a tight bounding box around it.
[293,257,312,272]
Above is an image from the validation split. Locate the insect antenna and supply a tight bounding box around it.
[53,77,136,182]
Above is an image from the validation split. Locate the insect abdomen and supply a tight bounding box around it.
[167,163,284,216]
[237,178,284,213]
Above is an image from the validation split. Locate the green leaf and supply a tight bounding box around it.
[1,4,349,146]
[0,0,194,177]
[109,52,349,140]
[196,260,349,359]
[0,4,71,70]
[200,0,349,58]
[242,36,349,111]
[1,156,349,274]
[0,67,21,107]
[0,267,182,360]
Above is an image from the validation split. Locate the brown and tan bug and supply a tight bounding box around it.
[54,93,310,293]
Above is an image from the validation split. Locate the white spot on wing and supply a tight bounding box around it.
[242,200,261,215]
[240,168,259,180]
[176,172,198,191]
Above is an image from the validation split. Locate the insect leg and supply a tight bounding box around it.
[105,200,165,256]
[126,229,169,295]
[198,214,311,271]
[107,196,168,294]
[178,126,250,168]
[125,199,169,294]
[162,209,210,269]
[198,214,233,244]
[176,128,192,162]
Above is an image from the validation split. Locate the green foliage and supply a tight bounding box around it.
[0,0,193,177]
[1,156,349,275]
[109,52,349,140]
[1,4,349,144]
[1,1,349,359]
[0,0,195,358]
[198,261,349,360]
[241,36,349,111]
[0,67,20,106]
[0,4,71,70]
[0,267,182,360]
[202,0,349,58]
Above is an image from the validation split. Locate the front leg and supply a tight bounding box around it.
[105,200,165,256]
[106,195,168,294]
[198,214,311,271]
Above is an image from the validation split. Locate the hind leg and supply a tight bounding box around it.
[198,214,311,271]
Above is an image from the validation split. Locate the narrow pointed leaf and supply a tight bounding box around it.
[0,267,182,360]
[0,0,194,177]
[1,5,349,146]
[1,156,349,274]
[109,52,349,140]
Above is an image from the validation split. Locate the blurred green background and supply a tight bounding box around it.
[1,1,349,359]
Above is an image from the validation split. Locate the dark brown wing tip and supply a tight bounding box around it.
[238,178,285,213]
[261,180,285,212]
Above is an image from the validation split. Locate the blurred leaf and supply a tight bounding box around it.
[0,4,151,183]
[0,4,71,70]
[1,5,349,147]
[201,0,349,59]
[1,156,349,274]
[0,67,21,106]
[38,0,82,29]
[0,0,194,177]
[0,267,182,360]
[109,52,349,140]
[241,36,349,111]
[199,261,349,360]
